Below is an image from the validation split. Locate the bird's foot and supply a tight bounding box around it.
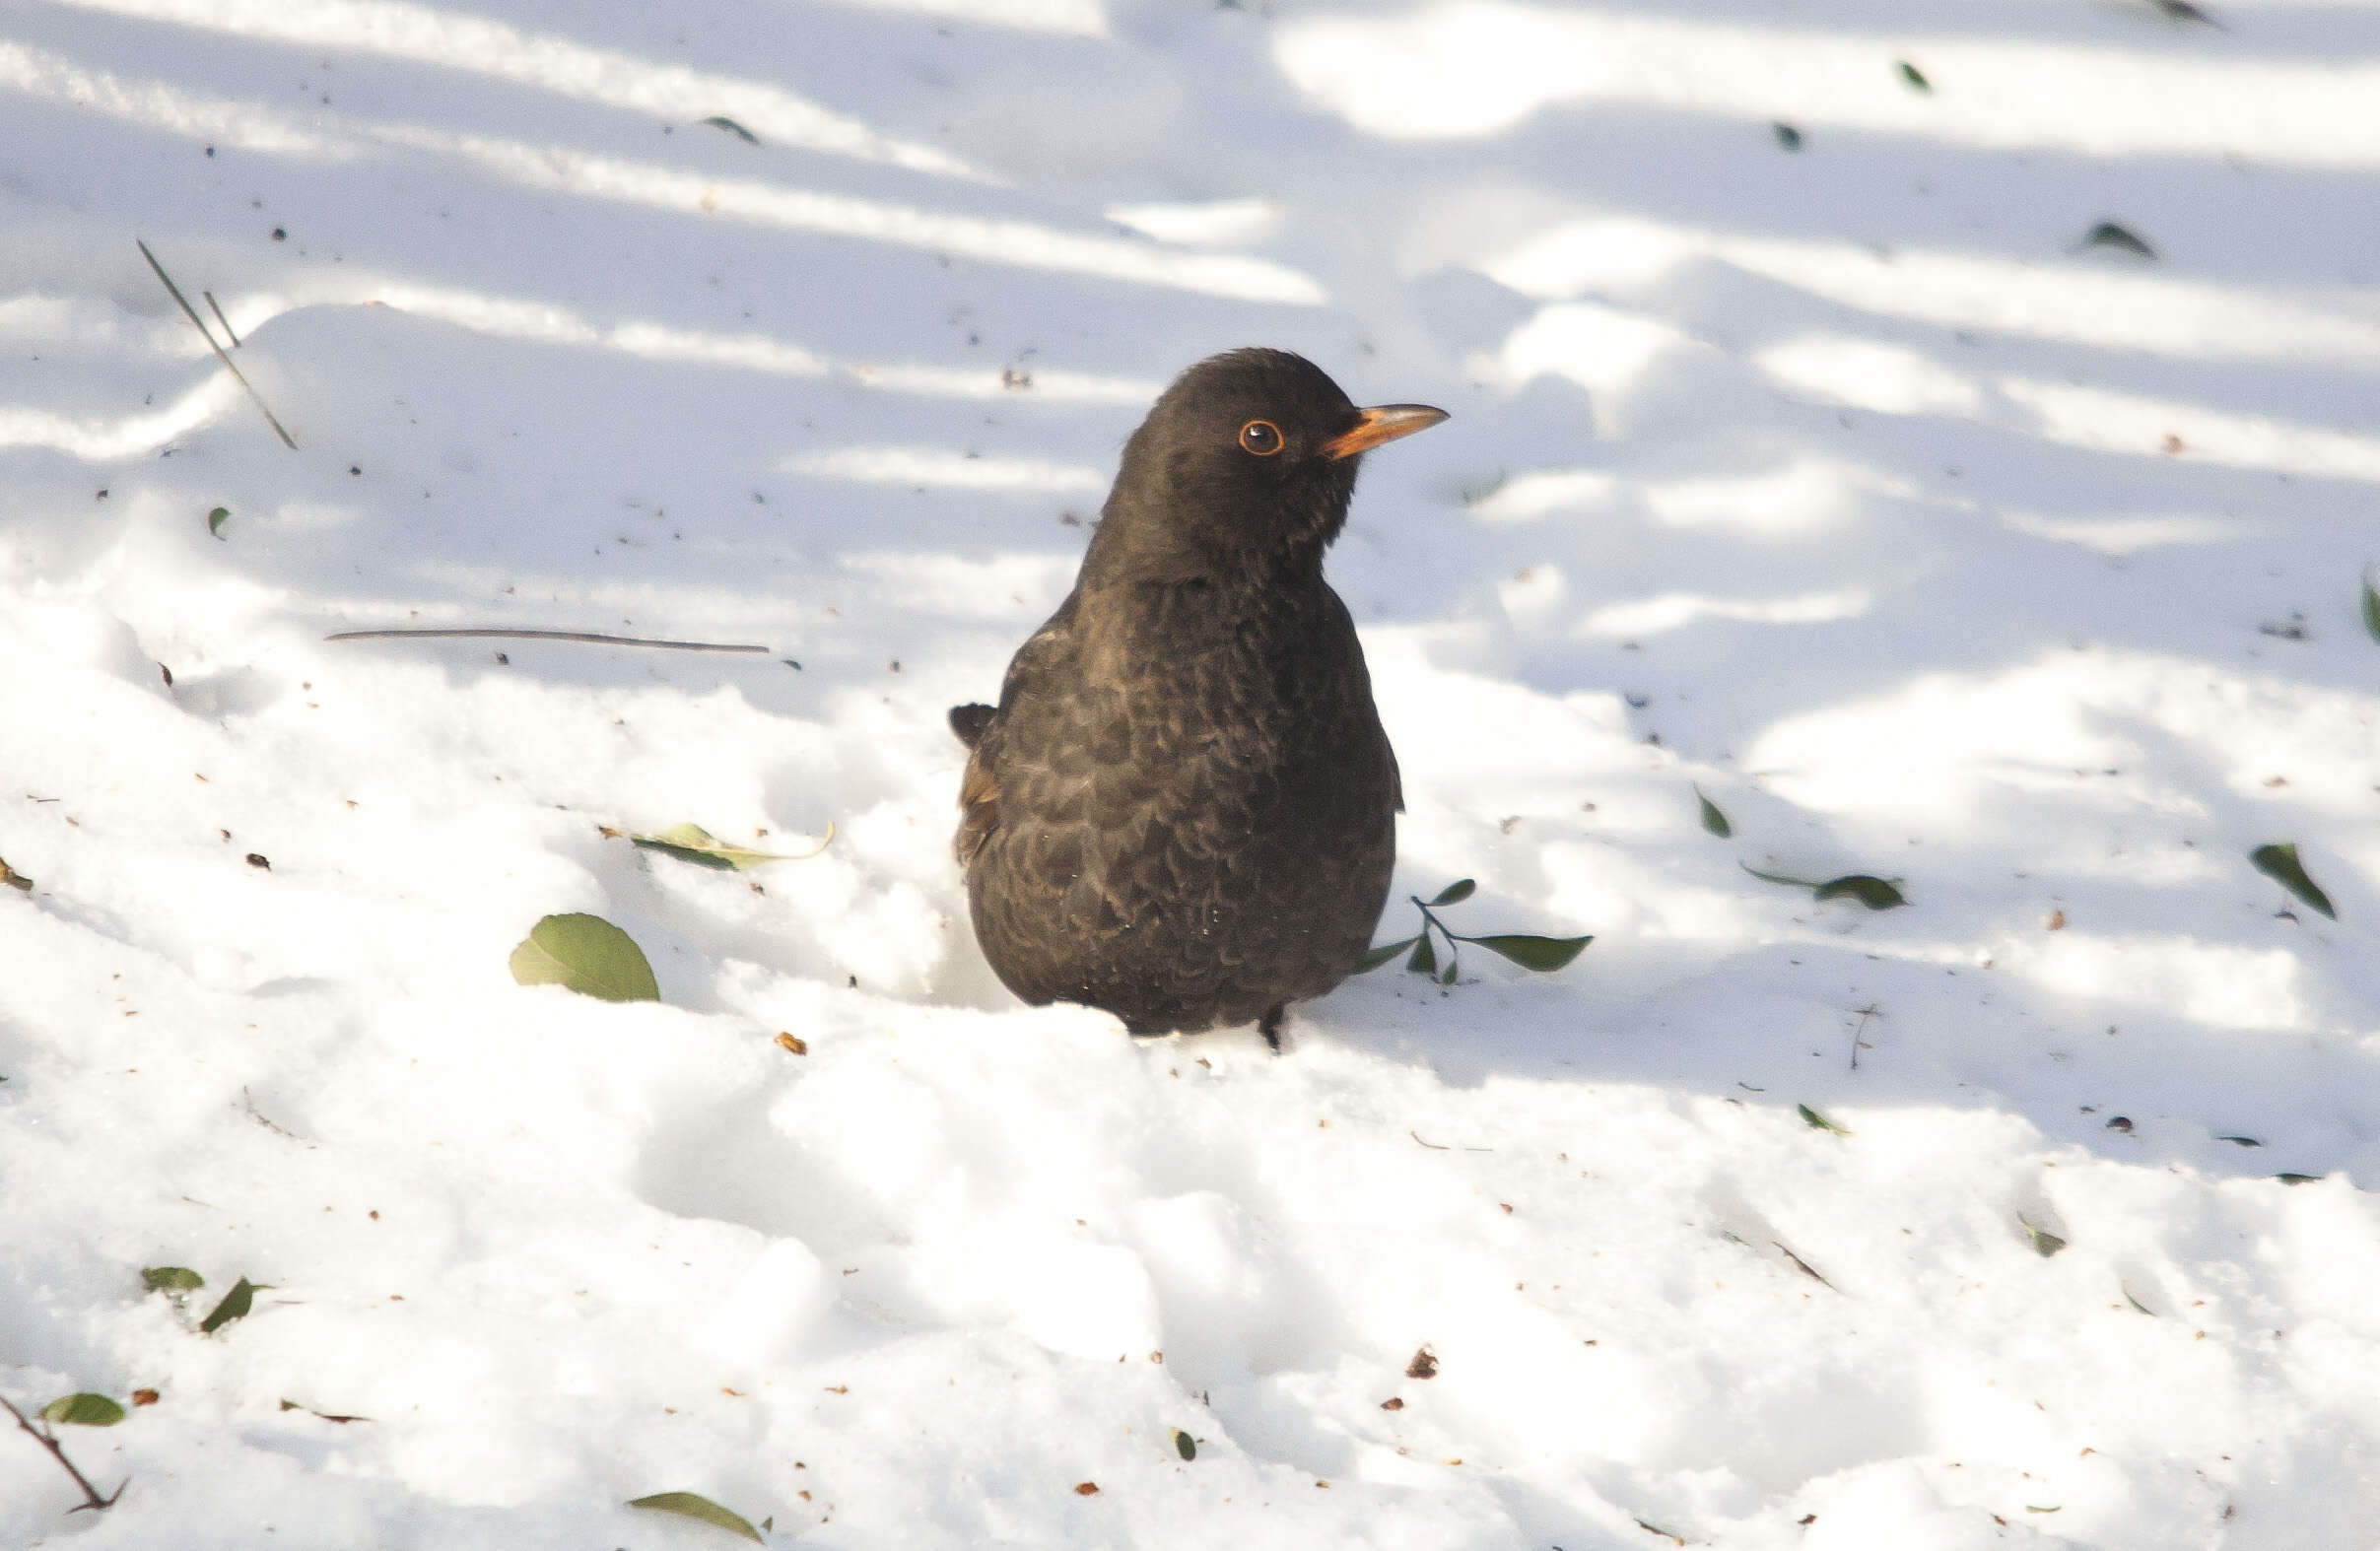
[1258,1003,1286,1052]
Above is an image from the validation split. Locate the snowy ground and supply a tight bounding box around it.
[5,0,2380,1545]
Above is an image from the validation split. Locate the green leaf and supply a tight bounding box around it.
[2250,843,2336,919]
[1406,931,1438,977]
[1427,878,1476,907]
[629,1491,765,1543]
[509,912,660,1002]
[39,1393,126,1427]
[2122,1281,2154,1315]
[1695,785,1732,838]
[2080,222,2157,259]
[1798,1103,1853,1136]
[1771,121,1802,151]
[2275,1173,2322,1185]
[1172,1427,1196,1460]
[2018,1217,2067,1257]
[632,821,831,870]
[1355,936,1417,974]
[142,1266,205,1293]
[1742,861,1905,909]
[200,1276,258,1333]
[2025,1505,2063,1514]
[1812,874,1907,910]
[2361,567,2380,645]
[700,115,760,145]
[1462,932,1593,972]
[1440,957,1459,985]
[1897,59,1932,91]
[207,506,230,539]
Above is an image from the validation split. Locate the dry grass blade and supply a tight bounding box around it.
[324,627,769,652]
[136,239,297,449]
[203,291,241,348]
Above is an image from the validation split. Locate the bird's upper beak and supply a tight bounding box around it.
[1321,403,1450,460]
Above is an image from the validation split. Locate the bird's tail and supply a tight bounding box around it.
[948,703,994,749]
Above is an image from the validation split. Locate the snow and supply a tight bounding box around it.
[3,0,2378,1545]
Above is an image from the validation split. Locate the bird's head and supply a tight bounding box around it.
[1094,348,1446,577]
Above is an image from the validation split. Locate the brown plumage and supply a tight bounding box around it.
[950,349,1445,1045]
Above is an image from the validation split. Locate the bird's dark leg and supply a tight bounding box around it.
[1258,1003,1286,1051]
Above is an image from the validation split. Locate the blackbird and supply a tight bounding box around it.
[949,348,1446,1045]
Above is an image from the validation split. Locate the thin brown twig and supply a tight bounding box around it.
[1848,1002,1881,1072]
[202,290,240,348]
[0,1391,125,1514]
[135,238,298,449]
[324,627,771,653]
[1771,1241,1839,1292]
[1407,1129,1492,1153]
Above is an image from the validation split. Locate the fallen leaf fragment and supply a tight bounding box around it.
[633,821,831,870]
[200,1276,259,1333]
[39,1394,125,1427]
[2250,843,2336,919]
[628,1491,764,1543]
[1798,1104,1853,1136]
[509,912,659,1002]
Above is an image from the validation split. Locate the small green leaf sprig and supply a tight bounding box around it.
[1356,879,1593,984]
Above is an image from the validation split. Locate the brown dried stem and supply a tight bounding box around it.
[0,1391,125,1514]
[324,627,770,653]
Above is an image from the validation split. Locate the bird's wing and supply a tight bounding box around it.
[954,597,1081,867]
[948,703,994,748]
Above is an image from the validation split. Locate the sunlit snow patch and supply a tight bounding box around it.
[45,0,986,178]
[2001,511,2249,556]
[1999,377,2380,482]
[0,38,355,157]
[1485,218,2380,368]
[782,446,1107,492]
[1466,468,1620,524]
[2017,934,2310,1033]
[1579,585,1873,640]
[841,551,1079,618]
[814,0,1107,34]
[1104,197,1284,248]
[1755,336,1985,419]
[1273,0,2380,168]
[1641,455,1907,535]
[0,375,242,459]
[298,277,1163,403]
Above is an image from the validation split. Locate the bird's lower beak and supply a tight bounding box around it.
[1321,403,1450,460]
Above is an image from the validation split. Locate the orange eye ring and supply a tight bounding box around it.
[1239,419,1284,456]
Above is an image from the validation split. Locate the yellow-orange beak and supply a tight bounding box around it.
[1320,403,1449,460]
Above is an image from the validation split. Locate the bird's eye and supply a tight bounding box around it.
[1239,419,1283,456]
